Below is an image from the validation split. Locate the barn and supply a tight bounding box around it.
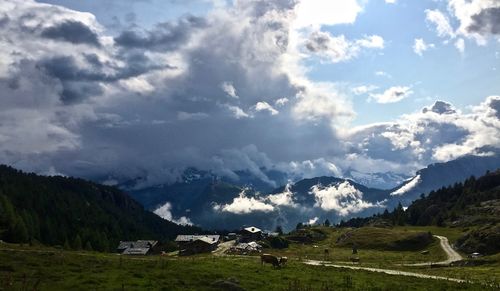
[175,235,221,255]
[117,240,158,255]
[240,226,262,242]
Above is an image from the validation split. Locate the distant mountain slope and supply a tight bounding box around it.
[388,153,500,206]
[126,154,499,231]
[0,165,199,251]
[340,170,500,254]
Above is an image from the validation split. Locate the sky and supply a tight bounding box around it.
[0,0,499,188]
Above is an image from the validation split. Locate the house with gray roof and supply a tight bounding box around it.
[117,240,158,255]
[175,235,221,255]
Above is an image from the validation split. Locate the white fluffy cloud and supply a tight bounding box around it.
[254,101,279,115]
[310,181,384,216]
[426,9,456,38]
[154,202,193,225]
[267,183,298,207]
[425,1,500,50]
[347,97,500,172]
[305,31,384,63]
[413,38,435,56]
[221,82,239,98]
[352,85,378,95]
[294,0,362,29]
[213,189,275,214]
[370,86,413,104]
[391,175,421,196]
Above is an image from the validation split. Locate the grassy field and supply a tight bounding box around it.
[0,226,498,290]
[274,227,448,264]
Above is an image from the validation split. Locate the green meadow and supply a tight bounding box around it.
[1,226,499,290]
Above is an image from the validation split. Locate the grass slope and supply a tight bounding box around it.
[0,243,491,291]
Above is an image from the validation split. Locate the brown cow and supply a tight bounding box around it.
[279,256,288,266]
[261,254,281,268]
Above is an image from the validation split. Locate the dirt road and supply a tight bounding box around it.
[303,235,466,283]
[404,235,463,267]
[303,260,467,283]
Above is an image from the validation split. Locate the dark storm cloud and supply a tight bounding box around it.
[305,32,330,52]
[114,16,207,51]
[41,21,101,46]
[488,97,500,119]
[36,52,169,103]
[467,7,500,35]
[422,101,456,115]
[0,14,9,27]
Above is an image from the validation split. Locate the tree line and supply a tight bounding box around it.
[0,165,200,251]
[338,169,500,228]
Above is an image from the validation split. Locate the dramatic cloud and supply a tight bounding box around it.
[347,97,500,171]
[310,181,384,216]
[0,0,498,193]
[114,15,207,51]
[370,86,413,104]
[213,189,275,214]
[425,1,500,46]
[41,21,101,47]
[467,7,500,35]
[422,100,457,115]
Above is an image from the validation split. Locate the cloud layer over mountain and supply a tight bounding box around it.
[0,0,499,189]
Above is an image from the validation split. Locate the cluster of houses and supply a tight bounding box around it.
[116,226,268,256]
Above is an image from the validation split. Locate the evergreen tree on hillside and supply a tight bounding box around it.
[0,165,201,250]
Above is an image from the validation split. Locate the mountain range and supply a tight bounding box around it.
[125,153,500,231]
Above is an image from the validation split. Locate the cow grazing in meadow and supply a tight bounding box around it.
[261,254,281,268]
[279,256,288,266]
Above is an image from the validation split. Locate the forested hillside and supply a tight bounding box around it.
[339,170,500,254]
[0,165,199,251]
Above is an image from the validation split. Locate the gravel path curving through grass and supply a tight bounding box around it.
[303,235,467,283]
[404,235,463,267]
[303,260,467,283]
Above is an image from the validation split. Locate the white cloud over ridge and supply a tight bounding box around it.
[213,189,275,214]
[154,202,193,225]
[391,175,421,196]
[267,183,298,207]
[310,181,384,216]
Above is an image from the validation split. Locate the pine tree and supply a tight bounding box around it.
[275,225,283,235]
[63,239,71,250]
[73,234,82,250]
[324,219,331,227]
[12,216,29,243]
[85,241,93,251]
